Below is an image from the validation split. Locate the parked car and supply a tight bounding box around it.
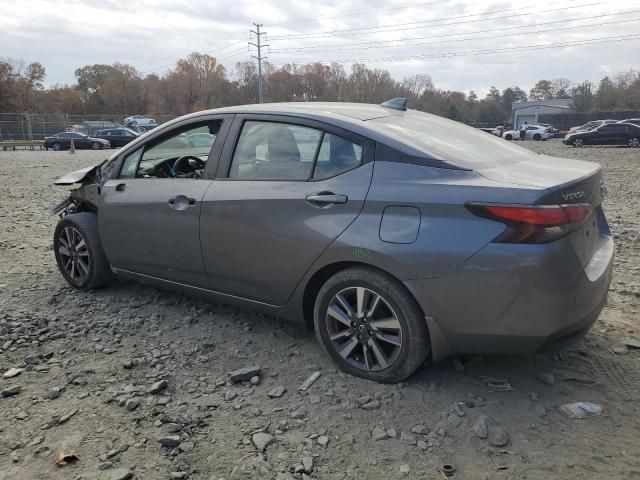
[502,124,552,141]
[124,115,157,127]
[127,124,158,134]
[563,122,640,148]
[568,119,617,134]
[50,100,613,382]
[44,132,110,151]
[617,118,640,127]
[537,123,560,137]
[94,128,140,148]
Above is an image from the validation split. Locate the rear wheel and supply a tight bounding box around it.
[91,141,101,150]
[54,213,112,290]
[313,267,429,383]
[504,134,512,140]
[52,142,62,151]
[628,137,639,148]
[533,133,541,141]
[573,138,584,148]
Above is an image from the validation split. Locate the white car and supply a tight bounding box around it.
[502,125,553,141]
[124,115,157,127]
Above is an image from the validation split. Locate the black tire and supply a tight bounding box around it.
[313,267,430,383]
[533,134,541,141]
[573,138,584,148]
[504,134,512,141]
[53,213,112,290]
[628,137,640,148]
[52,142,62,151]
[91,142,100,150]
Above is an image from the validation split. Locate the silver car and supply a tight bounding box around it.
[51,100,614,383]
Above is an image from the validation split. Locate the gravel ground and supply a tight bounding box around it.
[0,140,639,480]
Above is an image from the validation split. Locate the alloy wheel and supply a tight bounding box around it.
[628,137,639,148]
[573,138,583,147]
[58,226,90,282]
[325,287,403,372]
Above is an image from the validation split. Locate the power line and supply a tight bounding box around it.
[271,16,640,54]
[270,10,640,52]
[269,34,640,64]
[137,39,248,71]
[139,42,250,75]
[268,0,605,39]
[267,0,452,27]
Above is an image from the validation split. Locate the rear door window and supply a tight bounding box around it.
[312,133,362,180]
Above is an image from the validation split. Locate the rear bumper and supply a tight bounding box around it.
[406,233,614,361]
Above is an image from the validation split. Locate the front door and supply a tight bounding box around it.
[200,116,374,305]
[99,118,228,287]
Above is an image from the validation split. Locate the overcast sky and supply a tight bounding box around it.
[1,0,639,95]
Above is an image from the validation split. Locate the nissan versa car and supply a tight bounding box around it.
[50,100,614,382]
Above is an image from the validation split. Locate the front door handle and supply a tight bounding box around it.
[168,195,196,210]
[305,192,348,206]
[115,183,126,192]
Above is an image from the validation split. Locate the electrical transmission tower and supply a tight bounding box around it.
[249,23,268,104]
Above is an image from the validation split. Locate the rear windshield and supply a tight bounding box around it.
[368,112,540,170]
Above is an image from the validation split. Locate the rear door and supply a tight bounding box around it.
[594,124,623,144]
[200,115,374,305]
[99,116,231,287]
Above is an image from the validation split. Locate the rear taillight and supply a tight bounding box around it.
[466,203,592,244]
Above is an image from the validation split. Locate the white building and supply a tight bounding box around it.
[512,99,571,127]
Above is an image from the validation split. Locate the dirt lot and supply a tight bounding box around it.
[0,140,639,480]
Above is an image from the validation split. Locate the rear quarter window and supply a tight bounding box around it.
[368,112,541,170]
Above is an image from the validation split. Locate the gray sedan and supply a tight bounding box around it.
[51,100,614,382]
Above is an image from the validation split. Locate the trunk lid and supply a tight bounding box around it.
[477,155,607,268]
[476,155,604,208]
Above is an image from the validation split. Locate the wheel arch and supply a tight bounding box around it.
[301,260,426,328]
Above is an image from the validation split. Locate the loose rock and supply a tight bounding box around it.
[110,468,133,480]
[158,435,181,448]
[148,379,168,394]
[252,432,274,451]
[472,415,509,447]
[267,386,286,398]
[1,385,21,397]
[229,365,261,383]
[2,367,22,379]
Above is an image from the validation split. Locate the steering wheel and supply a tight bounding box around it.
[173,155,206,177]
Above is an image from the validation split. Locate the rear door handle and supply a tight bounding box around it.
[115,183,126,192]
[168,195,197,210]
[305,192,348,206]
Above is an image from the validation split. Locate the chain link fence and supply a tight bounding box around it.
[0,113,177,141]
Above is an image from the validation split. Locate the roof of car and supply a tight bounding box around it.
[208,102,406,121]
[172,102,428,156]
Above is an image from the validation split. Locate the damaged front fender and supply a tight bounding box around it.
[51,160,108,216]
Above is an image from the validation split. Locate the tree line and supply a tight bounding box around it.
[1,53,639,124]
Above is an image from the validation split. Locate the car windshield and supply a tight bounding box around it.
[368,112,540,169]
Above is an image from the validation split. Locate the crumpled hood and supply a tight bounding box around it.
[54,161,104,185]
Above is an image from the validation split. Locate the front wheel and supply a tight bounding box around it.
[54,213,112,290]
[52,142,62,151]
[628,137,639,148]
[573,138,584,148]
[313,267,430,383]
[504,134,512,141]
[91,142,101,150]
